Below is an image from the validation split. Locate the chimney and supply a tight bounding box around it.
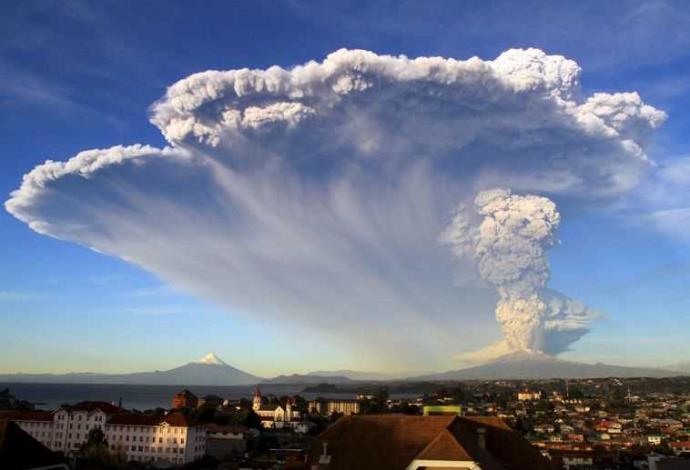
[319,441,331,464]
[477,427,486,450]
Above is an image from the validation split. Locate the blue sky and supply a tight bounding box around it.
[1,0,690,376]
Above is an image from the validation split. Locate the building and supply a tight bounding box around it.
[104,411,207,465]
[1,402,207,465]
[0,418,68,470]
[206,424,248,459]
[423,405,462,416]
[517,390,543,401]
[0,401,121,453]
[308,399,361,416]
[306,415,554,470]
[670,441,690,455]
[252,387,303,430]
[172,389,199,409]
[198,394,224,409]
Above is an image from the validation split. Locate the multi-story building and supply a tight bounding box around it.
[308,398,360,416]
[206,424,248,459]
[0,401,120,453]
[104,412,206,465]
[171,389,198,409]
[1,401,207,465]
[518,390,543,401]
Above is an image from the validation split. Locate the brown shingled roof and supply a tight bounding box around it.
[415,429,473,461]
[308,415,457,470]
[306,415,555,470]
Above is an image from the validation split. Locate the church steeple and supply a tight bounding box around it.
[252,385,262,411]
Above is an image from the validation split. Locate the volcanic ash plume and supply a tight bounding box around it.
[5,49,661,366]
[442,189,597,360]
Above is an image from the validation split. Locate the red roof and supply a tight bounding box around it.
[108,414,164,426]
[0,410,53,422]
[670,441,690,448]
[306,415,554,470]
[174,389,198,399]
[108,411,203,427]
[62,401,122,414]
[415,429,473,461]
[163,411,203,427]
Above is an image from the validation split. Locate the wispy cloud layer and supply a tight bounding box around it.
[5,49,665,365]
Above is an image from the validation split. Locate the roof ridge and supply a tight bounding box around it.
[414,427,473,462]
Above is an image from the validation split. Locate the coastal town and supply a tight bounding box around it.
[2,376,690,469]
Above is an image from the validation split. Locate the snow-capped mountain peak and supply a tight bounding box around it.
[194,352,226,366]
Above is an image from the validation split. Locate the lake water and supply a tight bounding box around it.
[1,383,376,411]
[0,383,416,411]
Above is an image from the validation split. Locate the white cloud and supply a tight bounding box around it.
[0,291,39,301]
[5,49,664,367]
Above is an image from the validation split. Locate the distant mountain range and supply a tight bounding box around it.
[0,353,261,386]
[262,374,353,385]
[411,351,681,381]
[665,361,690,374]
[307,370,400,381]
[0,352,685,385]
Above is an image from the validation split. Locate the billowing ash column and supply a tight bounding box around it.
[442,189,596,358]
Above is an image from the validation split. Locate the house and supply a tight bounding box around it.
[306,414,554,470]
[172,389,198,409]
[670,441,690,455]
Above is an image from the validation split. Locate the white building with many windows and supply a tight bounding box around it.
[1,401,207,465]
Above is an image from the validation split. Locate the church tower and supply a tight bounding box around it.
[286,397,293,421]
[252,386,262,411]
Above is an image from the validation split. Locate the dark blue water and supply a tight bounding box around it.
[1,383,371,411]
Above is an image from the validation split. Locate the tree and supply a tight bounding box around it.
[196,404,217,422]
[293,395,308,413]
[243,410,262,429]
[79,428,124,468]
[358,389,390,414]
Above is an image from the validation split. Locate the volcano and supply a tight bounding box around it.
[411,351,679,380]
